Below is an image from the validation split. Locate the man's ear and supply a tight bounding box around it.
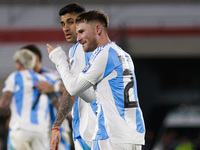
[96,24,102,35]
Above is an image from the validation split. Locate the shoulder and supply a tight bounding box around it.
[90,42,114,62]
[68,42,83,58]
[5,71,18,81]
[7,70,29,79]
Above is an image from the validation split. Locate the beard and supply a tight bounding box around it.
[84,37,98,52]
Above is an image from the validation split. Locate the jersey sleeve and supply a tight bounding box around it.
[79,48,108,85]
[2,72,15,93]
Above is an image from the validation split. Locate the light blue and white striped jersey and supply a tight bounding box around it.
[40,67,71,150]
[80,42,145,144]
[68,43,98,143]
[2,70,50,133]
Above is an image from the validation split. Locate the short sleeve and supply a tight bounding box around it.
[2,72,16,93]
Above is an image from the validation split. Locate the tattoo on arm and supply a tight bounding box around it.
[52,89,77,128]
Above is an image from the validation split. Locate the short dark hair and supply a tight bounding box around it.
[21,44,42,62]
[76,10,109,30]
[59,3,85,16]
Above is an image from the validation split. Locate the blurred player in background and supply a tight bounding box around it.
[20,44,71,150]
[50,3,97,150]
[47,10,146,150]
[0,49,50,150]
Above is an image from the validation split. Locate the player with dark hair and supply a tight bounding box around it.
[50,3,97,150]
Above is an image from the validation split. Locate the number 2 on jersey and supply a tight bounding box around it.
[123,69,138,108]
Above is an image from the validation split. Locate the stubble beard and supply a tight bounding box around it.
[87,38,98,52]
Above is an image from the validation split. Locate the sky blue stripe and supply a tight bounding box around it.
[50,104,55,126]
[84,51,93,66]
[60,136,71,150]
[72,97,80,139]
[14,72,23,116]
[95,105,109,140]
[104,48,125,119]
[90,100,98,116]
[136,108,145,133]
[69,43,81,140]
[77,136,91,150]
[84,51,98,115]
[92,140,100,150]
[28,70,40,124]
[72,48,96,141]
[69,42,79,58]
[44,75,55,84]
[69,43,80,67]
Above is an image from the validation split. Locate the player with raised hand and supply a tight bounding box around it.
[47,10,146,150]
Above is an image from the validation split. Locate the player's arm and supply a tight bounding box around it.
[47,44,96,102]
[0,91,13,110]
[50,89,76,150]
[0,73,15,115]
[52,89,76,128]
[35,80,65,94]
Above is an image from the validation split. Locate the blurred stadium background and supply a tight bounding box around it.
[0,0,200,149]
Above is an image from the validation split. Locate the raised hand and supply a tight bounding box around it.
[46,44,55,54]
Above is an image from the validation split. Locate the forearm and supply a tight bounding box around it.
[57,61,95,102]
[52,89,77,128]
[0,91,12,109]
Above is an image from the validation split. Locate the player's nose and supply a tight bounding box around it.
[77,34,81,43]
[63,24,70,32]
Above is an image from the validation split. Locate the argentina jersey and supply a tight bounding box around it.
[41,67,71,150]
[80,42,145,144]
[68,43,98,145]
[2,70,50,133]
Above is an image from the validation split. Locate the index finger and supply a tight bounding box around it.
[46,44,54,54]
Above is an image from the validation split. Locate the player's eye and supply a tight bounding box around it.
[61,23,65,27]
[79,30,84,34]
[67,20,74,25]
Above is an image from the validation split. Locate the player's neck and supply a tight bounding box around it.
[98,36,111,47]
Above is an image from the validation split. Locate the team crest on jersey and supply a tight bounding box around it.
[82,62,91,73]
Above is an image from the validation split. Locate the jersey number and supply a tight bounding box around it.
[32,87,41,109]
[123,69,138,108]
